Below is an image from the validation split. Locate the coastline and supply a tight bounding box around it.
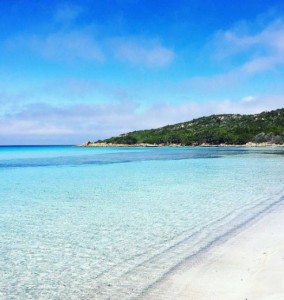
[77,142,284,147]
[143,198,284,299]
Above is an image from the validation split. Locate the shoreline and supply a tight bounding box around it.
[77,142,284,148]
[143,196,284,299]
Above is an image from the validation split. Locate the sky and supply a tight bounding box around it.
[0,0,284,145]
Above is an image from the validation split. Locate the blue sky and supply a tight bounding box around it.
[0,0,284,144]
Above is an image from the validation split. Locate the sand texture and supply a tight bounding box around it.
[145,203,284,300]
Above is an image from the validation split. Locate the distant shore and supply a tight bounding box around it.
[77,141,284,147]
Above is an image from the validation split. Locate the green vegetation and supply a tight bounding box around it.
[96,108,284,145]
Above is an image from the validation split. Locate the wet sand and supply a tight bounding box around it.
[145,202,284,299]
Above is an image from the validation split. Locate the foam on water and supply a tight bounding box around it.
[0,146,283,299]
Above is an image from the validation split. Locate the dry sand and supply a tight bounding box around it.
[145,203,284,300]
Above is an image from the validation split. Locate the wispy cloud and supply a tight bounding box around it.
[110,38,175,68]
[14,30,104,63]
[214,17,284,74]
[4,4,106,64]
[241,54,284,74]
[0,101,138,141]
[212,18,284,59]
[6,31,175,68]
[4,4,176,68]
[35,78,136,104]
[1,95,282,144]
[54,3,83,25]
[184,16,284,91]
[240,95,256,103]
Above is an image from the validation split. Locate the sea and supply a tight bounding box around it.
[0,146,283,299]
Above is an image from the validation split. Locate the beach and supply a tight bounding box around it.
[2,1,284,299]
[144,201,284,299]
[1,146,283,299]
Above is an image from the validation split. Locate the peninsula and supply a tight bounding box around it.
[79,108,284,147]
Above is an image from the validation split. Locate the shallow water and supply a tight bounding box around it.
[0,146,283,299]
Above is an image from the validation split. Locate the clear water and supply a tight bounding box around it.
[0,146,283,299]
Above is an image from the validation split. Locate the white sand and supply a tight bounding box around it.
[145,203,284,300]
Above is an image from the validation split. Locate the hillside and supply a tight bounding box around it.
[90,108,284,146]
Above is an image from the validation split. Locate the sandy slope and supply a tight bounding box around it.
[145,203,284,300]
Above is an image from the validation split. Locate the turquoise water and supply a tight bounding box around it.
[0,146,283,299]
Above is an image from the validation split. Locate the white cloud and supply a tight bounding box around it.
[185,16,284,91]
[5,5,176,68]
[0,95,282,144]
[143,96,283,126]
[225,19,284,52]
[5,3,105,64]
[241,54,284,74]
[111,38,175,68]
[212,17,284,69]
[6,32,176,68]
[241,96,256,103]
[22,30,104,63]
